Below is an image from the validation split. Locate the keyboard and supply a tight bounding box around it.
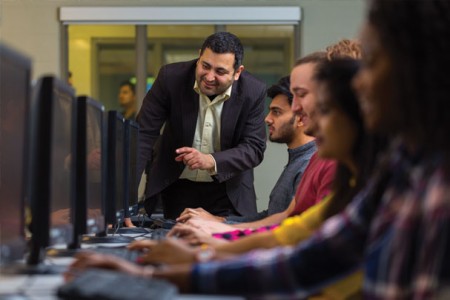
[149,228,170,240]
[81,235,135,244]
[107,227,151,234]
[57,269,178,300]
[149,217,177,229]
[88,246,143,264]
[46,245,143,265]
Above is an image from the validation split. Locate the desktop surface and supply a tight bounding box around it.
[0,273,245,300]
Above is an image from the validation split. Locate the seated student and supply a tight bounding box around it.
[67,58,380,298]
[67,0,450,297]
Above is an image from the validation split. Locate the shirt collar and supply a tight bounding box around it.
[288,140,317,158]
[194,80,233,101]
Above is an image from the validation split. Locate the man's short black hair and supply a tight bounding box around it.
[119,80,135,93]
[267,76,293,105]
[200,32,244,71]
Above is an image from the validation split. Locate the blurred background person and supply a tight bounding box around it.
[118,80,137,120]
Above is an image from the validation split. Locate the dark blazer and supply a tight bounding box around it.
[137,59,267,216]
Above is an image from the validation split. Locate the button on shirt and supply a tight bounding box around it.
[179,81,232,182]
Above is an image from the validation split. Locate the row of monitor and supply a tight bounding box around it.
[0,43,140,270]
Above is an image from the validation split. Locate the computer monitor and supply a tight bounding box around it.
[105,111,126,227]
[124,119,140,217]
[80,110,133,244]
[0,44,31,269]
[27,76,77,266]
[69,96,106,249]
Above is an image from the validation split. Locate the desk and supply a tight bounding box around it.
[1,232,245,300]
[0,273,244,300]
[1,257,244,300]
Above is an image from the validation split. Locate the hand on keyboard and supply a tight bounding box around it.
[58,269,177,300]
[127,238,197,265]
[64,252,151,283]
[88,246,144,265]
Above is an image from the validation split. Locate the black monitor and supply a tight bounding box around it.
[80,110,133,244]
[27,76,77,267]
[68,96,106,249]
[0,44,31,269]
[124,119,140,217]
[105,111,126,227]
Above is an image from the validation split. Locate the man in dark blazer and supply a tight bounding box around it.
[137,32,267,219]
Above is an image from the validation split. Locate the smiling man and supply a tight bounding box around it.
[137,32,267,219]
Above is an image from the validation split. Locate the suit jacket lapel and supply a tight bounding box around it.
[221,80,243,149]
[181,75,199,147]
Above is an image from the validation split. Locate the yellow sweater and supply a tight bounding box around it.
[273,194,362,300]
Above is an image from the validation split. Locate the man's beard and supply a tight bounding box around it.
[269,114,296,144]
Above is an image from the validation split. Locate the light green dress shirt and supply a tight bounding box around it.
[179,81,232,182]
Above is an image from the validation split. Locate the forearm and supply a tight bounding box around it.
[232,210,289,229]
[192,226,362,297]
[215,231,280,255]
[190,188,374,297]
[153,264,193,294]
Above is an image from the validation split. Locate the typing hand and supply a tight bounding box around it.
[177,207,225,223]
[131,238,197,265]
[65,252,150,282]
[124,217,136,228]
[184,218,236,234]
[127,239,158,252]
[168,223,225,246]
[174,147,214,171]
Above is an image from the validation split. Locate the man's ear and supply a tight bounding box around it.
[234,65,244,80]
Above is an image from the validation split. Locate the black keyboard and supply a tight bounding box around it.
[57,269,178,300]
[149,217,177,229]
[149,228,170,240]
[107,227,151,234]
[89,246,142,264]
